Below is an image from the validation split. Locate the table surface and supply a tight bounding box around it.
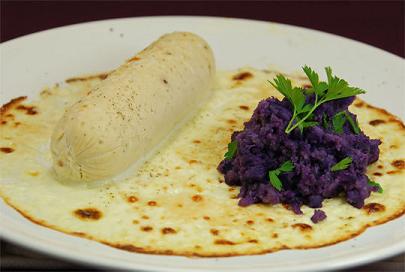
[1,1,404,271]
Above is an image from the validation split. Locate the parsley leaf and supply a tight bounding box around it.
[270,66,366,134]
[303,65,328,96]
[278,160,294,172]
[268,160,295,191]
[269,172,283,191]
[322,113,329,129]
[224,140,237,160]
[332,111,347,134]
[367,178,383,193]
[344,112,360,134]
[331,157,352,171]
[298,121,319,134]
[331,111,361,134]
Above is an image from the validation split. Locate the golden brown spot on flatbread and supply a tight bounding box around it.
[65,73,109,83]
[193,139,201,144]
[14,122,21,127]
[72,232,86,237]
[354,101,364,108]
[127,56,141,62]
[141,215,149,220]
[141,226,153,232]
[147,201,157,206]
[214,239,235,245]
[16,105,38,115]
[248,239,258,243]
[163,79,168,84]
[390,145,398,149]
[387,170,400,175]
[291,223,312,232]
[272,233,278,238]
[112,244,144,252]
[127,196,138,203]
[282,203,295,213]
[28,171,39,177]
[377,165,384,169]
[161,227,176,234]
[373,172,383,176]
[210,229,219,236]
[369,119,386,126]
[246,220,254,225]
[388,117,405,129]
[0,147,14,153]
[188,159,198,164]
[228,187,236,192]
[266,218,274,223]
[192,194,203,202]
[203,216,210,220]
[364,203,386,214]
[239,105,250,111]
[132,220,139,224]
[227,119,237,124]
[232,72,253,81]
[74,208,102,220]
[391,160,404,169]
[177,204,183,208]
[57,160,64,167]
[0,96,27,117]
[1,120,7,125]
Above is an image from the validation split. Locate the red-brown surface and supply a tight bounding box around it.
[1,1,404,57]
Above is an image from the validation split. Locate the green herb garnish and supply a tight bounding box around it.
[270,66,365,134]
[331,157,352,171]
[367,178,383,193]
[268,160,294,191]
[344,112,360,134]
[224,140,238,160]
[331,111,361,134]
[322,113,329,129]
[332,111,346,134]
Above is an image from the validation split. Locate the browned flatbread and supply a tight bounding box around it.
[0,68,404,256]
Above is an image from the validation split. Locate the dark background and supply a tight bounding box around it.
[1,1,404,271]
[1,0,404,57]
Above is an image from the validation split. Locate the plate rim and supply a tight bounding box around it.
[1,15,404,62]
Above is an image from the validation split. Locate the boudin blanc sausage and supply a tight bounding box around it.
[51,32,215,182]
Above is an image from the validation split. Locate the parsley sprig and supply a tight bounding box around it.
[270,66,365,134]
[224,140,237,160]
[268,160,294,191]
[332,111,361,134]
[331,157,352,171]
[367,178,383,193]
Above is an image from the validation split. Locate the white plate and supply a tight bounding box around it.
[1,16,404,272]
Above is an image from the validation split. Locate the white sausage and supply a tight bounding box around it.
[51,32,215,182]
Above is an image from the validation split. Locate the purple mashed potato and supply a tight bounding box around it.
[311,209,327,223]
[218,96,381,220]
